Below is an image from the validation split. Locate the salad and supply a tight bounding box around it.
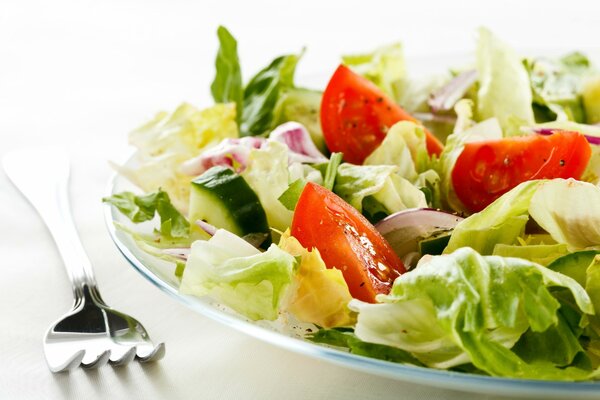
[105,26,600,381]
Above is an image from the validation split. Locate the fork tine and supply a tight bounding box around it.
[109,346,136,366]
[81,350,111,369]
[46,349,86,373]
[137,343,166,363]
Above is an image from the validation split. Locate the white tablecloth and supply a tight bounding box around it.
[2,1,599,398]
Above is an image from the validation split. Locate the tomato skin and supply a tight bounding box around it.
[320,64,443,165]
[452,130,592,213]
[291,182,405,303]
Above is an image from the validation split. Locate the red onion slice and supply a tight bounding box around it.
[428,70,477,113]
[531,127,600,145]
[375,208,463,267]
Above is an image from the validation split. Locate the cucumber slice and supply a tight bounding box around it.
[189,166,271,245]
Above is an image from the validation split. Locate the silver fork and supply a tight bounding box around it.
[3,146,165,372]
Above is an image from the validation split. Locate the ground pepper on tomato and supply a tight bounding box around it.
[320,64,443,165]
[452,130,592,212]
[290,182,405,303]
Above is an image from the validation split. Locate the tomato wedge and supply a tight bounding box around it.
[290,182,405,303]
[452,130,591,213]
[320,64,444,164]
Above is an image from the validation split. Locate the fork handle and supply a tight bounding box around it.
[4,147,97,300]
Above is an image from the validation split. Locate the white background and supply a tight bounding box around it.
[2,0,599,399]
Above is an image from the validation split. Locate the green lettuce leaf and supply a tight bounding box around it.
[308,328,423,365]
[364,121,441,209]
[242,141,294,232]
[446,178,600,255]
[117,103,238,212]
[350,247,594,379]
[525,52,592,123]
[180,229,296,321]
[333,163,427,219]
[443,180,539,257]
[342,43,406,103]
[103,189,190,240]
[529,179,600,251]
[583,75,600,124]
[476,28,534,135]
[492,242,568,266]
[241,53,301,136]
[211,26,243,125]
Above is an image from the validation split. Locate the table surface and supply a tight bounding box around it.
[2,0,600,399]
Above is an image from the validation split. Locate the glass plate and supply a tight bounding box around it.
[104,49,600,398]
[104,164,600,399]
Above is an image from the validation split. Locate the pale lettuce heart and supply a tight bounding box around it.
[180,229,296,321]
[476,27,534,135]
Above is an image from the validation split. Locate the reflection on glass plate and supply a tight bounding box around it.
[105,167,600,399]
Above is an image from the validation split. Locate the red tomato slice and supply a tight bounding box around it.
[291,182,406,303]
[452,130,591,213]
[320,64,444,165]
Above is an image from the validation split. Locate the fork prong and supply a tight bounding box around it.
[109,346,136,366]
[81,350,111,369]
[137,343,166,363]
[46,349,86,373]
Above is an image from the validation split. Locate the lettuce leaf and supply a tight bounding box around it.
[241,54,301,136]
[350,247,595,379]
[525,52,592,123]
[180,229,296,321]
[211,26,243,125]
[117,103,238,212]
[492,242,569,266]
[308,328,423,365]
[333,163,427,219]
[103,189,190,240]
[279,232,355,328]
[242,141,295,233]
[476,28,534,135]
[444,180,540,254]
[529,179,600,251]
[342,43,406,103]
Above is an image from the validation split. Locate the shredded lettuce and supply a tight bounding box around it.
[180,229,296,321]
[350,247,595,379]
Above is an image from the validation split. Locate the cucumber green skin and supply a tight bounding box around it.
[547,250,600,287]
[418,232,452,257]
[189,166,271,245]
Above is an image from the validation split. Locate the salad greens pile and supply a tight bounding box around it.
[105,26,600,380]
